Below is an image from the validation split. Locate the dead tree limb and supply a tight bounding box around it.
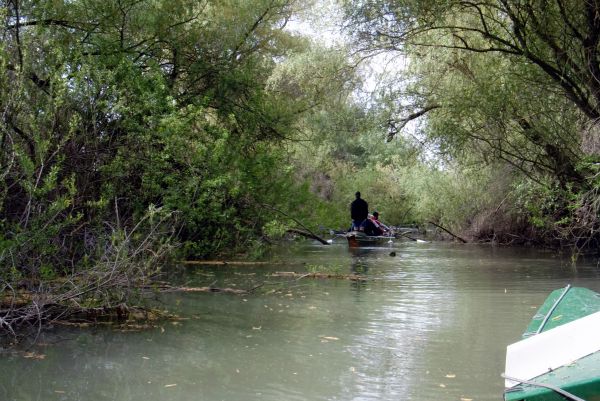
[271,271,366,281]
[260,203,330,245]
[180,260,269,266]
[177,286,249,295]
[395,231,419,241]
[286,228,330,245]
[387,105,440,141]
[428,221,468,243]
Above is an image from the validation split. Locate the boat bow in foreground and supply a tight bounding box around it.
[503,285,600,401]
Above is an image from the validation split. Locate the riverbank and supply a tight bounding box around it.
[3,226,598,344]
[0,252,376,343]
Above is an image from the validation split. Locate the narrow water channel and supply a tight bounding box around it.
[1,241,599,401]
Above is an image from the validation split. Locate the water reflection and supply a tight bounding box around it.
[348,247,373,275]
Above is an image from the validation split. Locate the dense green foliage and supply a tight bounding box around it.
[0,0,358,291]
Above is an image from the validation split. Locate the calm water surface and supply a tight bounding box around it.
[1,241,600,401]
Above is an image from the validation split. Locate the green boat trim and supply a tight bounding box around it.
[502,375,585,401]
[504,351,600,401]
[522,286,600,337]
[504,286,600,401]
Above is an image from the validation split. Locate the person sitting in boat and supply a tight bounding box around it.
[367,211,387,235]
[371,211,390,235]
[350,191,368,231]
[362,218,381,236]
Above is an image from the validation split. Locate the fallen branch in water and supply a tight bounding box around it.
[161,280,266,295]
[0,208,177,344]
[286,228,330,245]
[260,203,330,245]
[180,260,269,266]
[176,286,249,295]
[395,231,419,241]
[428,221,468,243]
[271,271,367,281]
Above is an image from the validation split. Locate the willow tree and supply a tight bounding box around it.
[343,0,600,249]
[0,0,347,337]
[345,1,600,117]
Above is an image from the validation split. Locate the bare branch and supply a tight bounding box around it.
[387,104,440,141]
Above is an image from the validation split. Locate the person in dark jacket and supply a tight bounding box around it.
[362,211,388,236]
[350,191,369,231]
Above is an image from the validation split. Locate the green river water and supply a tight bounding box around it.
[1,240,599,401]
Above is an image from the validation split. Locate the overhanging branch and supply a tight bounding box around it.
[387,104,440,141]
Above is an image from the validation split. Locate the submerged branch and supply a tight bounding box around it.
[286,228,330,245]
[395,231,420,242]
[0,209,177,343]
[180,260,269,266]
[270,271,366,281]
[175,286,249,295]
[260,203,330,245]
[428,221,468,243]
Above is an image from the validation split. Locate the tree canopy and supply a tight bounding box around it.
[342,0,600,249]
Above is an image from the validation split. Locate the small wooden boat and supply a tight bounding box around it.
[503,285,600,401]
[345,231,394,247]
